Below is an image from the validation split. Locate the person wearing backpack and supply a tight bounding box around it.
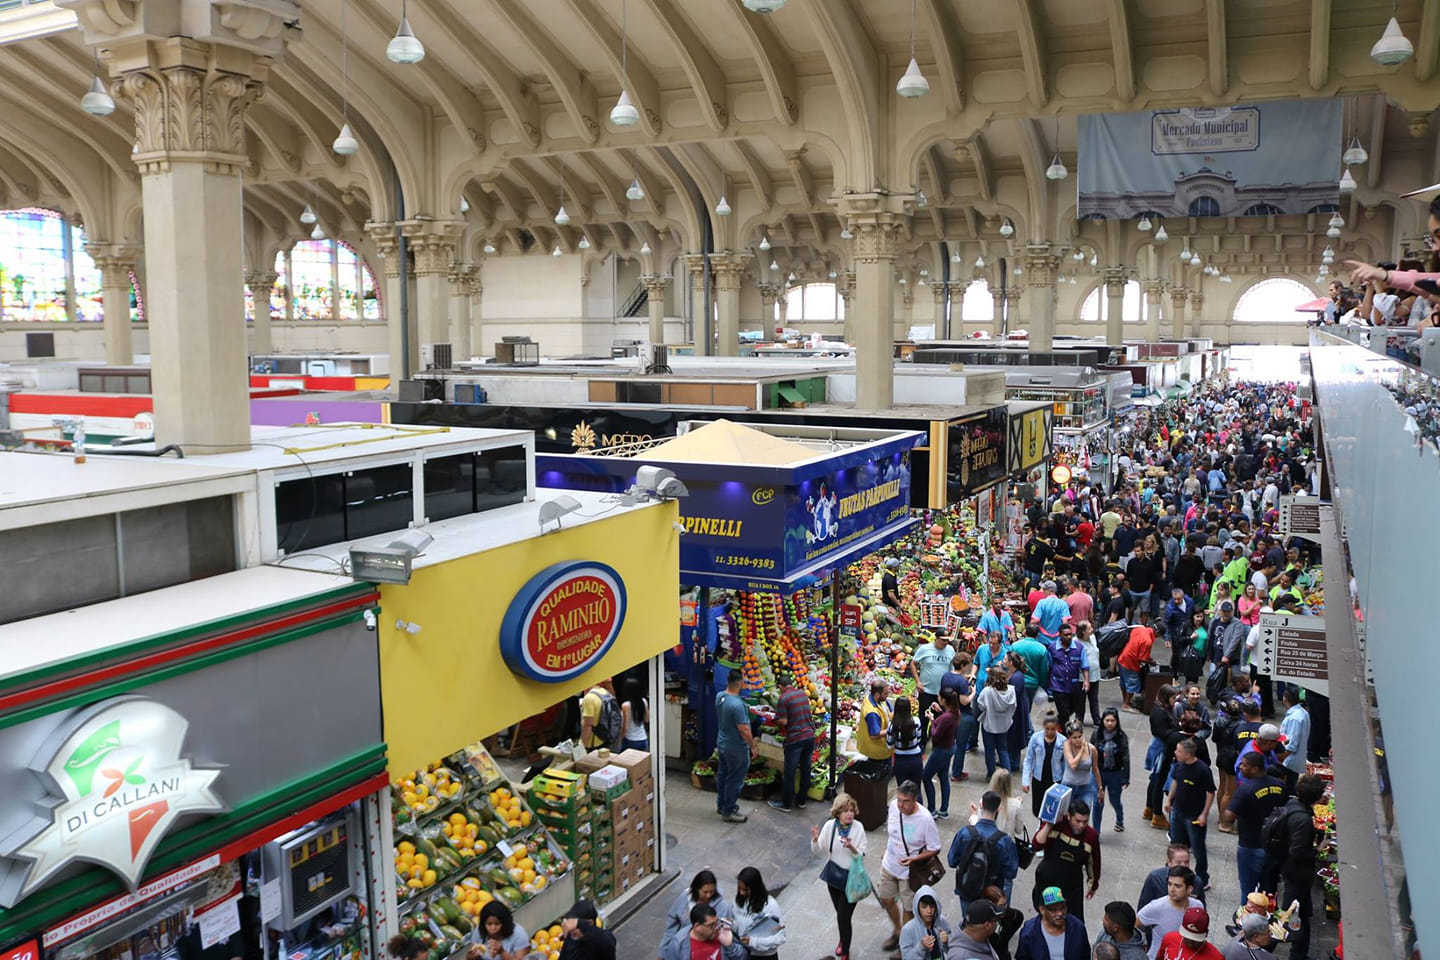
[947,791,1019,914]
[1221,751,1286,897]
[579,681,621,751]
[1267,774,1325,960]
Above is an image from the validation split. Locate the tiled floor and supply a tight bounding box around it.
[614,680,1337,958]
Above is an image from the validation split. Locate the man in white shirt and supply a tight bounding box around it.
[1136,866,1205,959]
[877,782,941,952]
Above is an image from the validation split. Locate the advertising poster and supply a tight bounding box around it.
[947,409,1007,500]
[783,450,912,573]
[1078,100,1341,220]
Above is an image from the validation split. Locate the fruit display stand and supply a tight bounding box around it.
[389,742,578,960]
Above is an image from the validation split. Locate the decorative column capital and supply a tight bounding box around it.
[85,243,140,284]
[640,274,671,298]
[244,269,278,289]
[1101,266,1129,296]
[681,254,711,293]
[839,271,856,305]
[1005,287,1022,305]
[1141,278,1167,296]
[365,222,403,279]
[709,253,749,292]
[1022,244,1061,286]
[1188,290,1205,306]
[447,261,477,290]
[901,292,914,308]
[400,220,466,277]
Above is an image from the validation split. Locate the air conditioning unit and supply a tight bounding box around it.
[421,342,453,370]
[494,338,539,365]
[645,343,672,375]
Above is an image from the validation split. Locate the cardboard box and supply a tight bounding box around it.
[1039,783,1072,824]
[574,751,621,774]
[589,765,628,791]
[532,769,588,801]
[609,749,653,783]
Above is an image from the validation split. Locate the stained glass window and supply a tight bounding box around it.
[0,209,139,323]
[266,240,379,321]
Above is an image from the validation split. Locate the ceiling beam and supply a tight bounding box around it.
[808,213,826,245]
[263,77,341,164]
[561,0,662,138]
[1103,0,1134,102]
[243,187,301,243]
[797,0,880,188]
[625,151,667,218]
[246,110,303,175]
[1417,0,1440,82]
[965,135,994,203]
[919,0,965,113]
[573,152,624,217]
[1309,0,1331,89]
[509,160,562,220]
[1013,0,1047,107]
[0,64,132,182]
[534,155,595,221]
[1206,0,1227,97]
[920,146,947,205]
[481,176,532,222]
[423,0,540,147]
[733,139,773,209]
[785,148,816,208]
[724,0,797,124]
[641,0,728,132]
[490,0,601,144]
[1015,118,1050,243]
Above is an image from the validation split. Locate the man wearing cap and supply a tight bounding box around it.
[1015,887,1088,960]
[1152,907,1222,960]
[1208,602,1248,686]
[556,901,616,960]
[883,557,905,610]
[1233,725,1284,789]
[1221,914,1278,960]
[949,901,1006,960]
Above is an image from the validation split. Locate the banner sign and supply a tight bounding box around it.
[1007,407,1053,474]
[948,409,1008,499]
[1078,100,1341,220]
[784,450,912,574]
[1255,612,1329,697]
[500,561,628,683]
[1277,495,1322,542]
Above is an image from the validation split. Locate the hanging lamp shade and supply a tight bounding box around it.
[578,235,591,250]
[999,218,1014,237]
[1072,249,1084,261]
[1370,16,1414,66]
[610,90,640,127]
[1338,168,1357,193]
[741,0,786,11]
[80,74,115,116]
[626,178,644,201]
[759,235,771,251]
[333,124,360,156]
[1137,215,1153,232]
[769,258,779,270]
[554,205,570,226]
[951,250,961,263]
[715,195,731,216]
[896,58,930,98]
[840,227,853,240]
[386,16,425,64]
[1328,212,1345,228]
[974,255,986,268]
[483,241,497,254]
[1154,224,1169,242]
[311,223,325,240]
[1189,254,1202,266]
[829,269,838,279]
[640,240,651,254]
[300,204,317,225]
[915,190,928,209]
[552,244,563,258]
[1046,155,1068,180]
[1343,138,1369,166]
[1326,225,1341,238]
[1180,245,1192,260]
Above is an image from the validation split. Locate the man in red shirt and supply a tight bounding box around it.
[1075,516,1095,551]
[1063,579,1094,627]
[1154,906,1222,960]
[1116,610,1156,713]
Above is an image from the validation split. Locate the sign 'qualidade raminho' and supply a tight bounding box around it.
[499,561,629,683]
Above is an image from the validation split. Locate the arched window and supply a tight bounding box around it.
[779,282,843,323]
[1233,277,1314,323]
[1243,203,1284,217]
[1188,196,1221,217]
[0,208,139,323]
[1079,280,1143,323]
[269,239,380,321]
[959,279,993,323]
[1079,212,1107,222]
[1308,203,1340,214]
[1134,210,1164,224]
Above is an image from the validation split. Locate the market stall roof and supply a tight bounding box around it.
[644,418,815,466]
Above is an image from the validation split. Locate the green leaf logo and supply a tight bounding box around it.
[63,720,122,797]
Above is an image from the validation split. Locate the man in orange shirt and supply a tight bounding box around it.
[1117,610,1156,713]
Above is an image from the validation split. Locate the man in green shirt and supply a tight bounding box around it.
[1010,632,1053,700]
[910,633,952,743]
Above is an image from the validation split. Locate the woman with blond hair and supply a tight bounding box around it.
[810,792,869,960]
[969,768,1027,836]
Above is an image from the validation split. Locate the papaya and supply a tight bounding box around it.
[435,897,463,924]
[494,886,523,908]
[438,926,464,942]
[449,914,472,935]
[427,904,449,928]
[414,837,441,861]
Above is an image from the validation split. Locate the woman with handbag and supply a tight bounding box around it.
[810,793,868,960]
[1176,610,1208,684]
[731,867,785,960]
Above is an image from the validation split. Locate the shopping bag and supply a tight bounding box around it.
[845,854,873,903]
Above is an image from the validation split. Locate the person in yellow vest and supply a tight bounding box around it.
[857,679,894,762]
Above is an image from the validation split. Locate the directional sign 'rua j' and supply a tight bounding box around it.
[1277,495,1322,543]
[1255,612,1329,696]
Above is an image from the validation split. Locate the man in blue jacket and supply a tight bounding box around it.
[947,790,1019,913]
[1015,887,1088,960]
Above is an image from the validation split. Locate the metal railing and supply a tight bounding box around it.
[0,0,43,10]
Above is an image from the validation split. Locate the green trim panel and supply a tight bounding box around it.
[0,582,374,697]
[0,742,388,945]
[0,610,367,731]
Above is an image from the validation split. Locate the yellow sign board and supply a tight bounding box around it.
[378,502,680,774]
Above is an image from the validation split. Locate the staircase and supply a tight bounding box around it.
[619,282,648,318]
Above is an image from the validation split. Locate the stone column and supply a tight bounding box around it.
[711,256,747,356]
[682,254,711,353]
[467,271,484,354]
[640,274,670,344]
[1169,287,1189,341]
[899,289,914,339]
[840,201,903,409]
[244,269,278,356]
[87,244,138,366]
[756,281,779,335]
[448,262,476,361]
[931,277,949,338]
[1188,290,1205,338]
[106,35,277,453]
[1102,267,1127,346]
[402,220,465,368]
[1022,244,1061,348]
[1143,279,1165,338]
[367,223,413,379]
[990,281,1005,333]
[1004,288,1022,337]
[839,273,856,343]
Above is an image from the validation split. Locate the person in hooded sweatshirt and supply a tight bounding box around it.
[662,870,734,950]
[899,885,953,960]
[976,666,1019,777]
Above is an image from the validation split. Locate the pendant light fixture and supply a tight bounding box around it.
[974,255,986,269]
[640,240,651,255]
[840,226,854,240]
[1338,168,1357,193]
[899,275,907,285]
[611,0,640,126]
[1068,275,1077,285]
[311,222,325,240]
[787,271,797,284]
[1180,244,1192,260]
[1189,253,1202,266]
[1327,224,1341,239]
[770,258,779,271]
[386,0,425,63]
[715,194,731,216]
[919,267,929,276]
[1089,254,1098,267]
[460,195,470,213]
[1154,223,1169,242]
[484,240,497,254]
[999,218,1015,237]
[1343,138,1369,166]
[552,244,563,258]
[334,0,360,156]
[579,235,591,250]
[1072,248,1084,261]
[896,0,930,98]
[829,270,838,279]
[1329,212,1345,229]
[951,249,961,263]
[742,0,786,11]
[626,176,644,202]
[554,159,570,225]
[1045,117,1067,180]
[80,52,115,116]
[1371,9,1414,66]
[759,234,771,251]
[300,204,317,225]
[915,190,928,209]
[1138,214,1153,232]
